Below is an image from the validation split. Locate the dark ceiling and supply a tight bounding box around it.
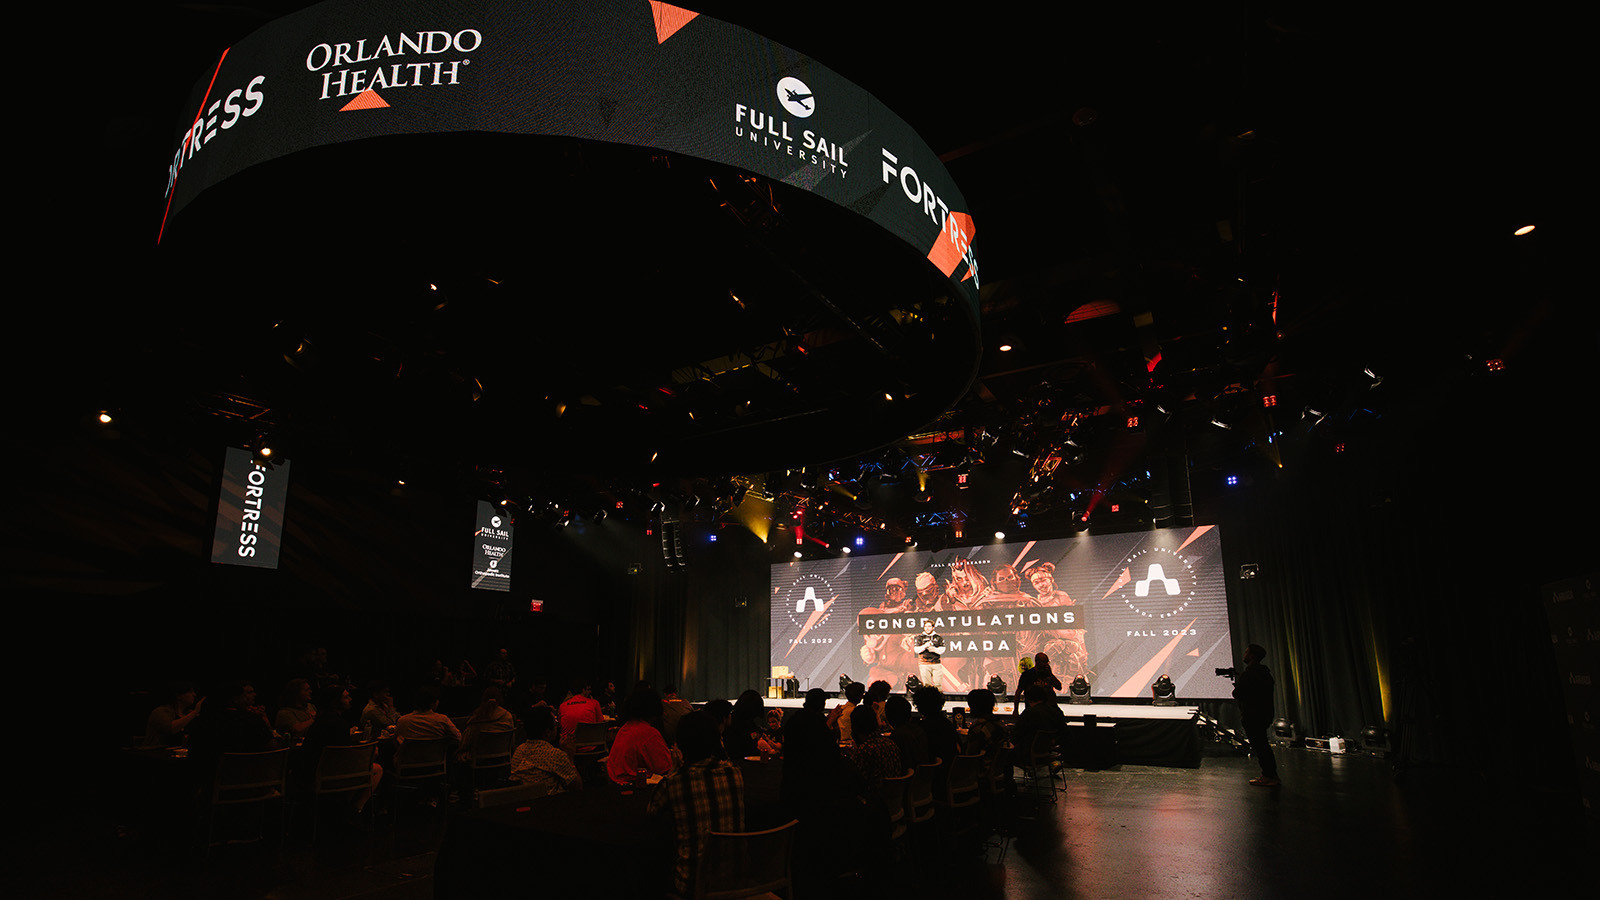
[50,2,1575,544]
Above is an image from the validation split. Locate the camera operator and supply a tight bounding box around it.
[1232,643,1279,786]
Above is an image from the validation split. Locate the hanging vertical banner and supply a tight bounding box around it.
[471,501,513,591]
[210,447,291,568]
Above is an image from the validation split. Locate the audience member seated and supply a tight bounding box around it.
[304,684,381,813]
[866,680,893,732]
[142,680,203,748]
[782,689,830,755]
[702,699,733,759]
[763,709,785,754]
[725,690,769,760]
[826,681,866,744]
[648,711,745,899]
[596,680,619,717]
[961,688,1006,759]
[188,681,278,774]
[660,684,694,744]
[606,686,672,785]
[510,706,581,795]
[557,678,604,753]
[885,694,930,767]
[782,701,875,890]
[359,680,400,735]
[913,686,959,770]
[274,678,317,737]
[847,704,902,786]
[459,686,515,761]
[397,686,461,745]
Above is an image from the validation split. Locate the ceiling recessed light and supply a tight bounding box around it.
[1513,224,1535,236]
[998,344,1013,352]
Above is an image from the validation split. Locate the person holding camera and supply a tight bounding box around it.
[1232,643,1279,786]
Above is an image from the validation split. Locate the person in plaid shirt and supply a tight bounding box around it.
[649,711,745,898]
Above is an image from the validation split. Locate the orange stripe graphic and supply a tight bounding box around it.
[1110,618,1198,697]
[785,595,837,658]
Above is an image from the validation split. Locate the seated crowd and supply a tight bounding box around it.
[137,646,1067,896]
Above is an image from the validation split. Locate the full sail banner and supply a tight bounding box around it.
[770,527,1235,700]
[163,0,978,312]
[471,501,513,591]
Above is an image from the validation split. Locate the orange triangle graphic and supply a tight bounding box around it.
[926,211,975,278]
[340,89,389,111]
[1187,648,1199,656]
[649,1,698,43]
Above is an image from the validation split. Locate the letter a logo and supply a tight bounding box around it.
[1135,564,1180,597]
[796,586,824,613]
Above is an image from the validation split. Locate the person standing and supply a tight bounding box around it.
[1233,643,1279,786]
[913,620,946,688]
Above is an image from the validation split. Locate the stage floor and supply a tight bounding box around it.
[760,696,1199,720]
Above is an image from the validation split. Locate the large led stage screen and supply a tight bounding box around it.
[771,526,1234,700]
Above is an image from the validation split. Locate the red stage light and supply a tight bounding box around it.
[1110,504,1120,513]
[1126,416,1139,428]
[1486,359,1505,372]
[1334,442,1346,453]
[1262,394,1277,407]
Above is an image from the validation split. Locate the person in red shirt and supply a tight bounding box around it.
[605,687,672,785]
[558,678,604,752]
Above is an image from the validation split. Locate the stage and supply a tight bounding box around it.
[757,697,1203,768]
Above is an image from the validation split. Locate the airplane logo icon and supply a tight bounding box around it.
[775,76,816,118]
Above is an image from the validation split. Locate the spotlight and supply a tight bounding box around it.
[838,674,854,695]
[905,674,923,693]
[97,411,113,424]
[793,551,802,559]
[986,675,1007,696]
[855,536,865,547]
[1359,725,1392,757]
[841,547,851,555]
[995,531,1006,540]
[1270,718,1299,746]
[1067,676,1093,705]
[1151,675,1177,706]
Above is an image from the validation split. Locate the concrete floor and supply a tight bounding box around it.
[29,748,1595,900]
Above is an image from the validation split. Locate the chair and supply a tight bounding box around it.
[475,780,553,809]
[572,720,609,751]
[393,737,450,812]
[939,752,985,842]
[878,771,912,849]
[906,758,940,830]
[308,741,377,841]
[694,818,799,900]
[571,721,609,780]
[206,747,290,851]
[1015,730,1062,803]
[466,729,517,801]
[943,752,983,808]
